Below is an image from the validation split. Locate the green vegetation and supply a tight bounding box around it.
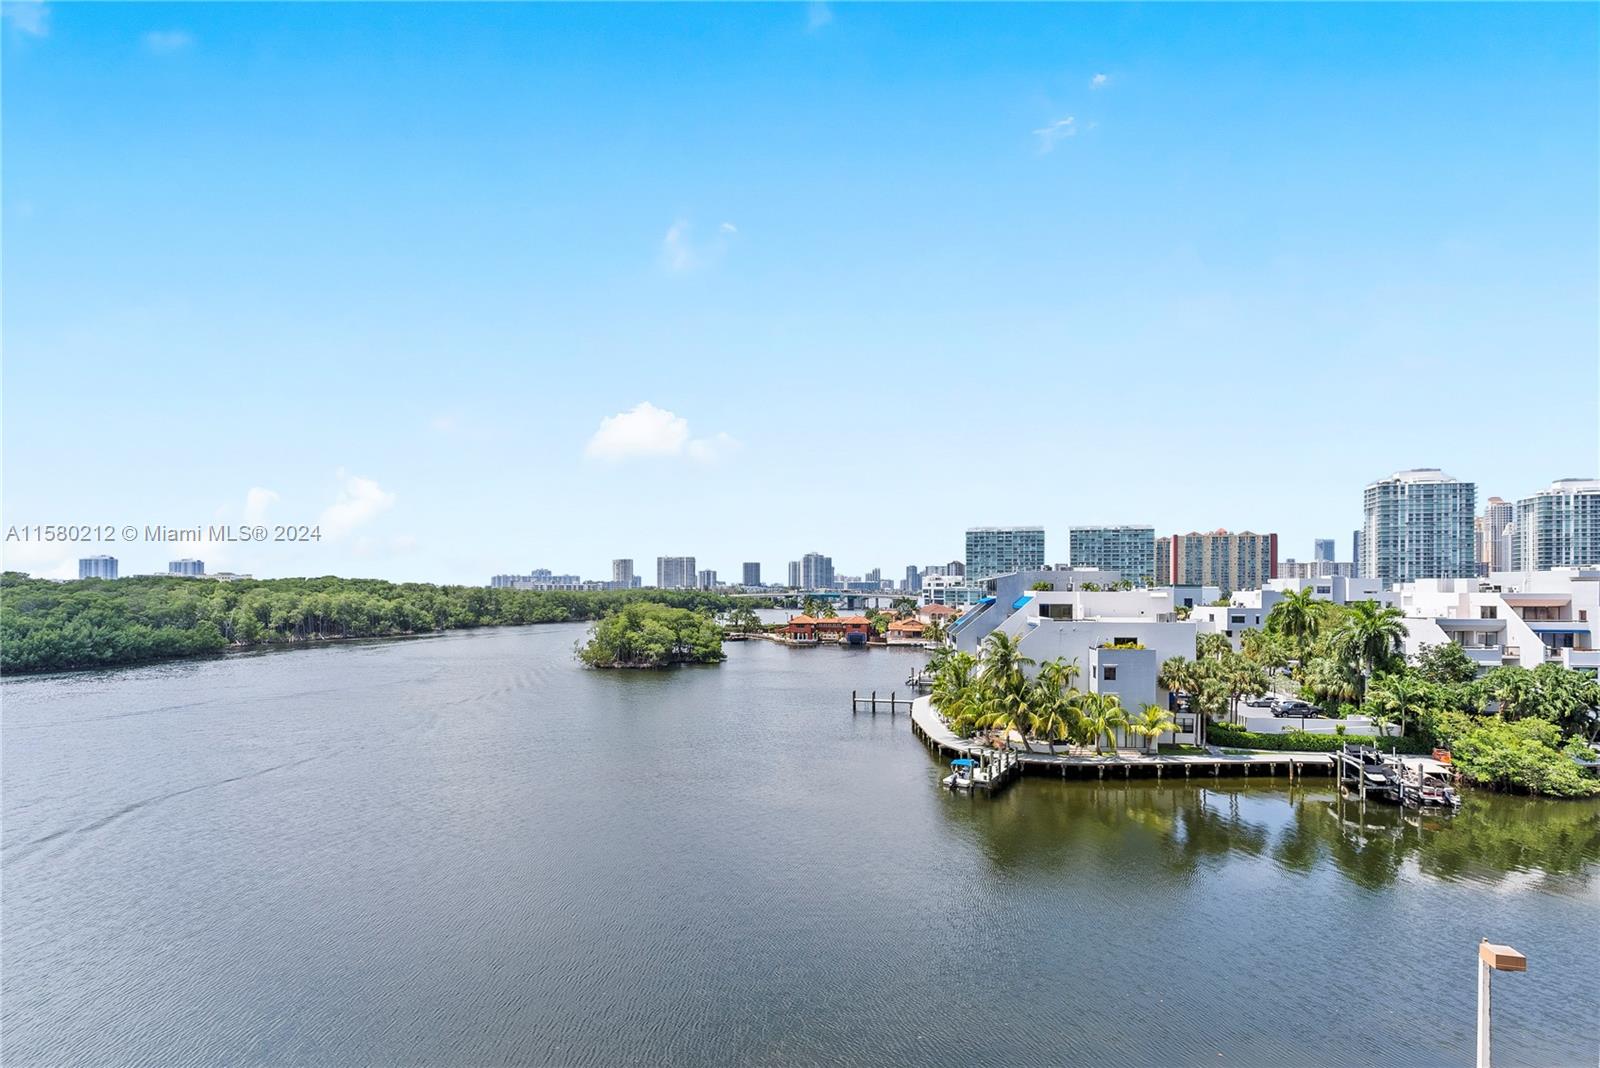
[0,571,745,674]
[576,603,726,668]
[1207,720,1433,755]
[929,632,1171,755]
[1150,595,1600,797]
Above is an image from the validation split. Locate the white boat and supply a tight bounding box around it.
[942,758,975,791]
[1397,757,1462,809]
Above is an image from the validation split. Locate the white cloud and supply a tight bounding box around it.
[1033,116,1077,153]
[1091,72,1109,89]
[806,1,832,31]
[660,218,737,273]
[244,487,279,524]
[662,219,696,272]
[141,29,192,54]
[2,1,49,36]
[319,470,396,539]
[585,402,739,464]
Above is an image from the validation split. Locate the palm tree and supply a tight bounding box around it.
[1240,628,1290,676]
[1082,693,1128,754]
[979,630,1034,697]
[1196,632,1232,662]
[1224,657,1268,725]
[974,687,1034,752]
[1367,672,1422,737]
[1333,600,1408,699]
[922,617,948,644]
[1303,656,1359,712]
[1036,656,1081,696]
[1129,704,1179,754]
[1029,686,1076,755]
[1266,586,1325,656]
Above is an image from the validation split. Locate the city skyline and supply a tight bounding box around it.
[4,4,1596,585]
[27,468,1600,587]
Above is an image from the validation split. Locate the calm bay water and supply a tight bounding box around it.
[3,625,1597,1066]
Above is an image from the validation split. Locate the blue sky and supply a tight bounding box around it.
[3,2,1597,584]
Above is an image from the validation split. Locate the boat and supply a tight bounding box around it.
[1397,757,1462,809]
[1342,744,1402,801]
[942,758,975,791]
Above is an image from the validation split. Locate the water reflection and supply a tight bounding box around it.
[937,773,1600,893]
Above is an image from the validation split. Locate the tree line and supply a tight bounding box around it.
[0,572,748,674]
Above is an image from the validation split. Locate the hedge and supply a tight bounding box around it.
[1207,721,1435,755]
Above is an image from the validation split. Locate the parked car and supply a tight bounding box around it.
[1244,696,1276,708]
[1272,699,1318,718]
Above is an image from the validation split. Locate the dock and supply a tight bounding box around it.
[907,696,1335,782]
[851,690,914,715]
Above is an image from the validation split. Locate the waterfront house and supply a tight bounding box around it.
[887,618,927,644]
[784,614,820,642]
[816,615,872,642]
[916,603,960,625]
[784,614,874,643]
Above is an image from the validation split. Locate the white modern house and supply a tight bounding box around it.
[952,585,1200,745]
[1190,575,1392,651]
[1397,567,1600,673]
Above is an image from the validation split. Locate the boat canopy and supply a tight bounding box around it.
[951,758,975,767]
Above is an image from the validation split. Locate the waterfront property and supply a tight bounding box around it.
[949,586,1201,745]
[910,696,1328,780]
[886,618,927,644]
[1396,566,1600,672]
[782,614,873,643]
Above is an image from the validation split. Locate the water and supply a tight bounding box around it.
[3,626,1597,1066]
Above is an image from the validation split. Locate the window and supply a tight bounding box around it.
[1114,636,1136,646]
[1103,666,1117,681]
[1230,614,1245,624]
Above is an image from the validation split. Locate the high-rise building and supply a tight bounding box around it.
[1313,539,1335,563]
[945,560,965,578]
[1360,468,1477,588]
[1159,530,1277,594]
[79,555,118,580]
[697,569,718,590]
[612,559,635,587]
[741,562,761,587]
[1513,478,1600,571]
[1475,498,1516,575]
[787,561,802,588]
[964,526,1044,581]
[1352,530,1362,577]
[1068,526,1155,584]
[904,565,922,593]
[168,558,205,577]
[656,556,697,589]
[799,552,834,589]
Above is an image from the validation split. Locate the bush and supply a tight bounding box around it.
[1208,721,1433,755]
[1452,718,1600,798]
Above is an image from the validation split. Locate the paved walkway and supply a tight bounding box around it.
[909,697,1333,769]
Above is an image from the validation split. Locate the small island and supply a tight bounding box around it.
[577,603,726,668]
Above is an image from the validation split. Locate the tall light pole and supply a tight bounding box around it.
[1477,939,1528,1068]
